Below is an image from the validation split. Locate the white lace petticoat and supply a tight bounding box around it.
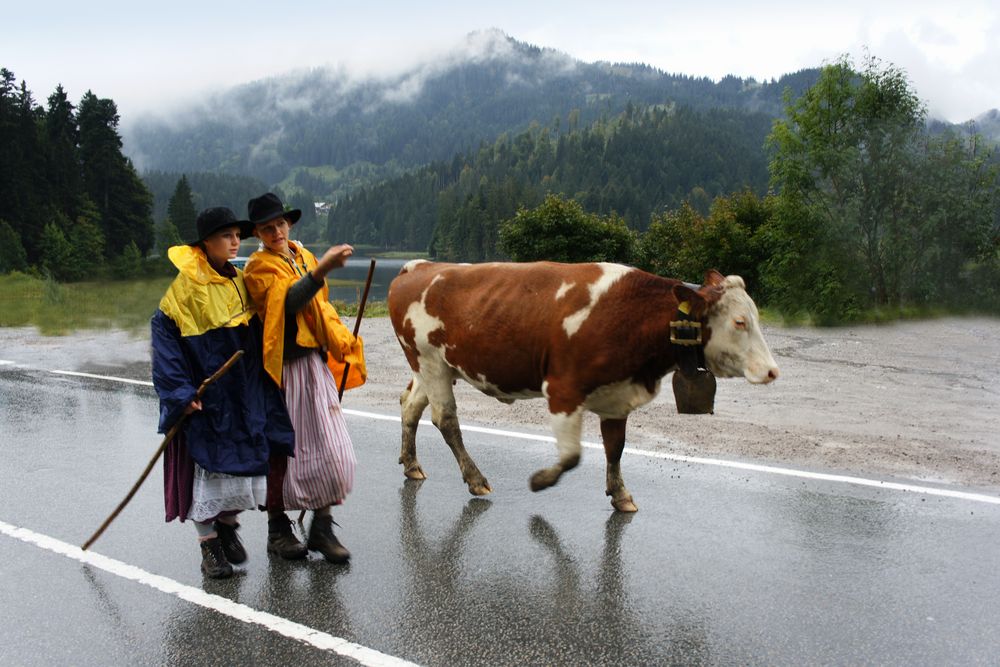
[188,463,266,522]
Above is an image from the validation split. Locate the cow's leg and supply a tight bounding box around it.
[530,406,583,492]
[600,417,637,513]
[432,406,492,496]
[421,372,492,496]
[399,376,429,480]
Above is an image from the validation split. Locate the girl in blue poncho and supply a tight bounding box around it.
[151,207,294,579]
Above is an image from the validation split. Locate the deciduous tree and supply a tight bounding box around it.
[499,193,636,263]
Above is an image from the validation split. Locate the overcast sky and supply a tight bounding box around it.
[4,0,998,125]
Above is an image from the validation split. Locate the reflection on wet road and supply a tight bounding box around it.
[2,366,1000,665]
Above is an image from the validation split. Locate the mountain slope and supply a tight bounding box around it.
[127,30,819,190]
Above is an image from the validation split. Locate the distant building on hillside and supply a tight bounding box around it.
[314,202,332,218]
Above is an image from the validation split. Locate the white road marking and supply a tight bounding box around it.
[341,409,1000,507]
[0,520,419,667]
[39,369,1000,506]
[50,369,155,386]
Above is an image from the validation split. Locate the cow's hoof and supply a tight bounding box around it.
[529,468,559,492]
[468,481,492,496]
[611,495,638,513]
[403,464,427,480]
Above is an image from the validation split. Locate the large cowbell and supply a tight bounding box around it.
[669,297,717,414]
[672,369,716,414]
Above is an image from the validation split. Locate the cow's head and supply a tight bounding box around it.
[672,270,779,384]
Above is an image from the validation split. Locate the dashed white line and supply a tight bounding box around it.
[42,369,1000,507]
[0,520,420,667]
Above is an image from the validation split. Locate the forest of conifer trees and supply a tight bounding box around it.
[327,105,774,258]
[0,68,153,280]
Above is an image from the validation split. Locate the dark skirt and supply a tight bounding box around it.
[163,434,194,523]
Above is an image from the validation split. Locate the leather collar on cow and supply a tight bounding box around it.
[670,300,708,377]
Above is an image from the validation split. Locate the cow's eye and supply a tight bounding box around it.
[734,317,747,330]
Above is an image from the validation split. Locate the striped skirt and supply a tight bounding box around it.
[281,352,356,509]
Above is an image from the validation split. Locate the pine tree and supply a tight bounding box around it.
[39,221,73,279]
[45,85,82,221]
[112,240,143,279]
[12,81,50,264]
[0,69,19,235]
[166,175,197,242]
[0,219,28,272]
[78,91,154,258]
[64,198,106,281]
[155,217,183,255]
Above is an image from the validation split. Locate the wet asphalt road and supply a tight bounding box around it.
[2,364,1000,666]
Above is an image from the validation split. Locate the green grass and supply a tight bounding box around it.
[325,277,365,288]
[759,304,965,327]
[331,299,389,318]
[0,272,172,335]
[0,272,389,335]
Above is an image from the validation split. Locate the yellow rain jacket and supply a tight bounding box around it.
[159,245,254,335]
[151,245,294,476]
[243,242,366,391]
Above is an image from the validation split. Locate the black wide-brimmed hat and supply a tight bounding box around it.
[188,207,253,245]
[247,192,301,226]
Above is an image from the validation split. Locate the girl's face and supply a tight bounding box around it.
[202,226,242,265]
[255,217,290,254]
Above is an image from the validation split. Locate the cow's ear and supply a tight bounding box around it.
[672,283,708,318]
[703,269,726,288]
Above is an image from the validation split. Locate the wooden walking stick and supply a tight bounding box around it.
[81,350,245,551]
[338,257,376,401]
[297,259,376,524]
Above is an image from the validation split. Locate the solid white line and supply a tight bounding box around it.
[618,447,1000,505]
[0,520,419,667]
[38,373,1000,507]
[343,408,1000,506]
[51,369,155,387]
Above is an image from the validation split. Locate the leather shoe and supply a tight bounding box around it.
[307,515,350,564]
[200,537,234,579]
[267,513,308,560]
[214,521,247,564]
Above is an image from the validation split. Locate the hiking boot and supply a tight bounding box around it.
[307,514,350,564]
[214,520,247,564]
[267,513,308,560]
[200,537,234,579]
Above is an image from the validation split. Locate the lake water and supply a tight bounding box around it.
[327,256,412,303]
[233,243,419,303]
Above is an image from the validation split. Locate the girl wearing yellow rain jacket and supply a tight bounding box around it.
[151,207,294,579]
[243,192,365,565]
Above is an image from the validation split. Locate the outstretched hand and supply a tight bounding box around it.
[313,244,354,280]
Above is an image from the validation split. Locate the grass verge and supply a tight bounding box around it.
[0,272,389,335]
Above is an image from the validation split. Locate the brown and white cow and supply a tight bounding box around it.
[387,260,779,512]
